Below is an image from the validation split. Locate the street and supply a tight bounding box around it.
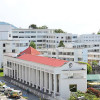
[0,77,40,100]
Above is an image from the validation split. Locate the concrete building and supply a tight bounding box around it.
[0,40,29,67]
[77,33,100,43]
[3,47,87,100]
[12,29,78,49]
[0,22,29,67]
[39,47,88,63]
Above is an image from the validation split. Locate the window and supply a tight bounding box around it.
[25,31,30,33]
[12,49,15,53]
[9,34,11,37]
[31,31,36,33]
[52,52,56,55]
[69,84,77,92]
[37,40,42,42]
[31,36,36,38]
[73,36,77,38]
[3,49,6,53]
[13,36,18,38]
[19,31,24,33]
[19,36,24,38]
[3,44,5,47]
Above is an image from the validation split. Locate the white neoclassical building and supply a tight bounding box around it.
[3,47,87,100]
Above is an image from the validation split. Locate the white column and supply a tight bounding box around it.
[53,74,57,97]
[8,69,10,77]
[36,69,38,88]
[29,67,30,85]
[32,69,35,86]
[17,65,18,80]
[25,66,27,84]
[19,65,21,81]
[21,65,23,82]
[44,72,47,92]
[49,73,52,94]
[40,70,42,90]
[14,64,15,79]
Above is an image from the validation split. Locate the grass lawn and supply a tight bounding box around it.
[0,72,4,77]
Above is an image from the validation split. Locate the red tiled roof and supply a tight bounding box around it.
[19,47,40,56]
[17,54,68,67]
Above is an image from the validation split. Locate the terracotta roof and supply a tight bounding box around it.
[19,47,40,56]
[17,54,68,67]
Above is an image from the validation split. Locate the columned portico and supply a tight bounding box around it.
[4,52,87,100]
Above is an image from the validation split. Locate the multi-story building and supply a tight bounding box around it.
[77,33,100,43]
[39,47,88,63]
[0,22,29,67]
[12,29,78,49]
[39,42,100,65]
[3,47,87,100]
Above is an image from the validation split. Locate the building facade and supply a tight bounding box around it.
[3,48,87,100]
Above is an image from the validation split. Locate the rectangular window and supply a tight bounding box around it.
[31,36,36,38]
[3,49,6,53]
[9,34,11,37]
[25,31,30,33]
[13,36,18,38]
[12,49,15,53]
[3,44,5,47]
[31,31,36,33]
[69,84,77,92]
[19,31,24,33]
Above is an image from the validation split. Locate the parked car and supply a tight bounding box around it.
[4,88,14,95]
[0,85,9,92]
[8,90,22,98]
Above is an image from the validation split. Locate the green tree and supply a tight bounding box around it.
[38,25,48,29]
[54,29,65,33]
[58,41,65,47]
[97,32,100,34]
[92,60,98,66]
[29,24,37,29]
[78,62,92,74]
[29,41,36,49]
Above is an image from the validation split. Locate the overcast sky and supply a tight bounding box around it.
[0,0,100,34]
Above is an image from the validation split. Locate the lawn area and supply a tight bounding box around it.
[0,72,4,77]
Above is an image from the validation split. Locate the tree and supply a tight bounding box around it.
[29,24,37,29]
[78,62,92,74]
[38,25,48,29]
[29,41,36,49]
[92,60,98,67]
[97,32,100,34]
[54,29,65,33]
[58,41,65,47]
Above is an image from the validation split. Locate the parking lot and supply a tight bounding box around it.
[0,77,39,100]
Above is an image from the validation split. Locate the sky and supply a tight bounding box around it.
[0,0,100,34]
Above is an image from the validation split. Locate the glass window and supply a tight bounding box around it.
[3,49,6,53]
[13,36,18,38]
[69,84,77,92]
[3,44,5,47]
[19,31,24,33]
[25,31,30,33]
[31,31,36,33]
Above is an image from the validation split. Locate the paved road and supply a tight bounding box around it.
[0,77,40,100]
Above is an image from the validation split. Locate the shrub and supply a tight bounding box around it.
[0,68,3,72]
[87,87,100,97]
